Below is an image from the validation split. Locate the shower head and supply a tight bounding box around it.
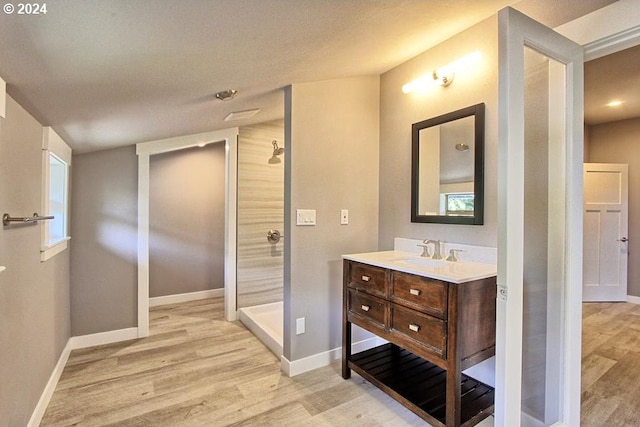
[272,140,284,156]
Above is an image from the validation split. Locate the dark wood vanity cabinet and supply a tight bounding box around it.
[342,259,497,427]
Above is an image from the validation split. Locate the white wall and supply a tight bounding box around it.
[284,76,380,362]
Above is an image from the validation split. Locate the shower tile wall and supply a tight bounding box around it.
[237,120,284,308]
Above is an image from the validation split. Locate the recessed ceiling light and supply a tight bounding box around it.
[224,108,260,121]
[606,100,623,107]
[215,89,238,101]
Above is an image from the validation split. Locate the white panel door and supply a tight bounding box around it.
[583,163,629,301]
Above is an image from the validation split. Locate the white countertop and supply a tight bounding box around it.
[343,250,496,284]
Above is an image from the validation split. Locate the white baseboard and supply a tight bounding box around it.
[70,327,139,349]
[29,327,140,424]
[627,295,640,304]
[27,340,72,427]
[280,337,383,377]
[149,288,224,307]
[29,292,227,426]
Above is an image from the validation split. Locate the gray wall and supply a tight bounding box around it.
[149,143,225,297]
[588,118,640,298]
[70,146,137,336]
[377,0,612,248]
[285,76,380,361]
[379,16,499,250]
[237,120,284,308]
[0,96,70,426]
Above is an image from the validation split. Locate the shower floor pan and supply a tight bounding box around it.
[238,301,283,357]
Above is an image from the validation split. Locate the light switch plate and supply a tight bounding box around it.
[296,209,316,226]
[340,209,349,225]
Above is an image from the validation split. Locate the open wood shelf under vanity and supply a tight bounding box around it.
[342,257,497,427]
[349,343,494,427]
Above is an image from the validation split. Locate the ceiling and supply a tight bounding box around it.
[0,0,623,153]
[585,43,640,125]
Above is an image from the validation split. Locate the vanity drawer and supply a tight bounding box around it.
[390,304,447,359]
[391,271,447,319]
[348,262,389,298]
[347,289,387,330]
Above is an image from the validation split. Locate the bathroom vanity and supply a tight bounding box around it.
[342,251,496,427]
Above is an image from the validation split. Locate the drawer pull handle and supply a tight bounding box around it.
[361,305,371,312]
[361,275,370,282]
[409,323,420,332]
[409,289,421,296]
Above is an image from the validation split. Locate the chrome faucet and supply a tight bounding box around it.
[446,249,464,262]
[417,244,430,257]
[423,239,442,260]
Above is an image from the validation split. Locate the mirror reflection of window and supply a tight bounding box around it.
[443,193,474,216]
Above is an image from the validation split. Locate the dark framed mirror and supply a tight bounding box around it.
[411,103,485,225]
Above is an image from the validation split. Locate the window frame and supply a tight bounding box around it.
[41,127,72,261]
[444,192,475,216]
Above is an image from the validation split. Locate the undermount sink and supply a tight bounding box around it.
[399,256,450,268]
[397,256,496,279]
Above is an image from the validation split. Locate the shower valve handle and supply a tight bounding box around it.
[267,229,284,244]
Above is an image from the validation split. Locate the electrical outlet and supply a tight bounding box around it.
[296,317,305,335]
[340,209,349,225]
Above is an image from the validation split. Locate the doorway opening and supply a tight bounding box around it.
[147,143,226,307]
[580,41,640,427]
[137,127,239,337]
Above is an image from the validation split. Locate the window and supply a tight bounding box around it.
[445,193,474,216]
[41,127,71,261]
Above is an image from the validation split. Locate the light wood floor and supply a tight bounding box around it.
[41,298,639,426]
[581,302,640,427]
[41,298,431,426]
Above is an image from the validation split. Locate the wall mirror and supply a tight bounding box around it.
[411,103,485,225]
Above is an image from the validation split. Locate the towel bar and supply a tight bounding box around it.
[3,213,54,226]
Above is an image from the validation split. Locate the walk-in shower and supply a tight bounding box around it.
[236,122,285,358]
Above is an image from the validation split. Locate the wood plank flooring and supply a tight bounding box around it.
[41,298,639,426]
[581,302,640,427]
[40,298,432,426]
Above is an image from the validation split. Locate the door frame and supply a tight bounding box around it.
[496,2,640,426]
[136,127,239,337]
[497,6,584,427]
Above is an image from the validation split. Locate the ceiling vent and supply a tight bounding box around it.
[224,108,261,121]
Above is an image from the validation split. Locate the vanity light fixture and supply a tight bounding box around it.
[402,50,482,94]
